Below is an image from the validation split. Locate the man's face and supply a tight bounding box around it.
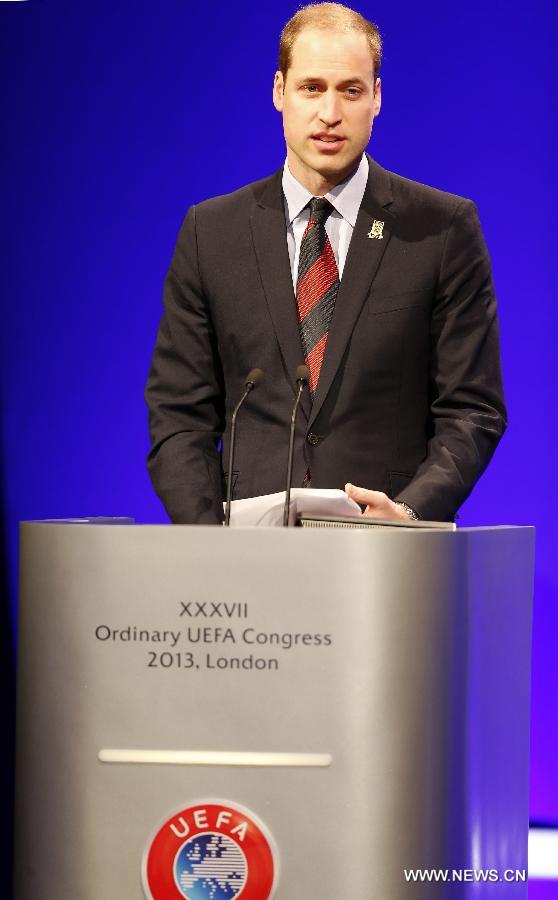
[273,27,381,189]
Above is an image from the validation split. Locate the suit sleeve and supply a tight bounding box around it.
[395,199,507,521]
[145,205,225,524]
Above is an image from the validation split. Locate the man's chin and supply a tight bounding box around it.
[287,145,364,188]
[309,153,361,183]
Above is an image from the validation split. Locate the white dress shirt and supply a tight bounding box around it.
[282,153,369,288]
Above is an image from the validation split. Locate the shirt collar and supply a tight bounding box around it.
[282,153,369,228]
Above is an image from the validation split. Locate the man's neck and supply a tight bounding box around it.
[286,151,362,196]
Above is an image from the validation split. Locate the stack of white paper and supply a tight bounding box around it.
[225,488,361,527]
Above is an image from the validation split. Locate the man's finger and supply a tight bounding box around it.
[345,483,385,505]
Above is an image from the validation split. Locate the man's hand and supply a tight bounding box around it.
[345,483,413,520]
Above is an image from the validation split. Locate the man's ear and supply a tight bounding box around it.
[373,77,382,118]
[273,71,284,112]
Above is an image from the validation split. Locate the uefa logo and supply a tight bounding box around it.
[142,800,278,899]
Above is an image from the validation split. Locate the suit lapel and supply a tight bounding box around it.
[309,156,395,428]
[249,169,311,420]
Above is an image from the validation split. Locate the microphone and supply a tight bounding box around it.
[224,368,264,527]
[283,364,309,527]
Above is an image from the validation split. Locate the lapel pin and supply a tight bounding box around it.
[368,219,385,240]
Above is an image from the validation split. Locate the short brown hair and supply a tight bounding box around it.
[279,3,382,81]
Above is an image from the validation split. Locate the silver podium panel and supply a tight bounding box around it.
[14,523,534,898]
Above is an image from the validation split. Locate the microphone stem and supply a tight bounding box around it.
[224,384,253,526]
[283,380,304,527]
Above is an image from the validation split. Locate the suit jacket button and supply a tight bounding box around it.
[307,432,320,446]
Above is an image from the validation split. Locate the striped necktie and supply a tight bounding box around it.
[295,197,340,396]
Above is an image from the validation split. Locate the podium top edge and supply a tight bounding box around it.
[19,520,536,532]
[20,517,136,525]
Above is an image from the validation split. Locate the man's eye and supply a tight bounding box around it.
[346,88,361,98]
[303,84,319,93]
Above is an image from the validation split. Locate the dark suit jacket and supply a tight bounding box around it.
[145,154,506,524]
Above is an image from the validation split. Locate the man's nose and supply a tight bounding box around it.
[318,90,342,126]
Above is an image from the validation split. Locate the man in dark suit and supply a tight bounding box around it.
[145,3,506,525]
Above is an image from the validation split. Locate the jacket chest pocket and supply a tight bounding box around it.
[368,287,433,316]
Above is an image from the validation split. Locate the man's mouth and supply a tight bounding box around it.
[311,133,346,151]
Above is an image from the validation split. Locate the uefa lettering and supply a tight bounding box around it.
[142,800,278,899]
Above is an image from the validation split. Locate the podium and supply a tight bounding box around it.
[14,522,534,898]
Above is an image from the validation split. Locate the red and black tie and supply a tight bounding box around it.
[295,197,340,396]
